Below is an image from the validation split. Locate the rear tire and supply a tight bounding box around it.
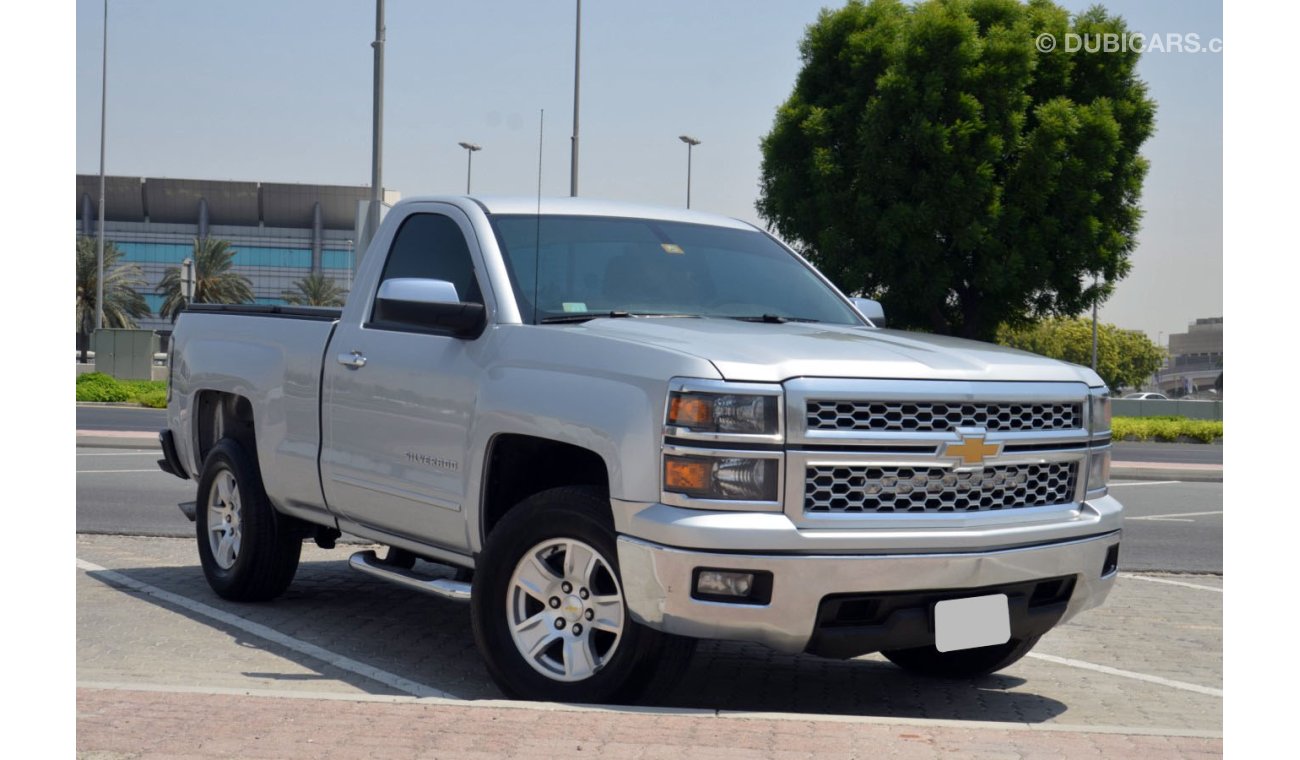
[471,486,694,703]
[195,438,301,601]
[882,635,1041,678]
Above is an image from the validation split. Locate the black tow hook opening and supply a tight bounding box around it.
[1102,544,1120,577]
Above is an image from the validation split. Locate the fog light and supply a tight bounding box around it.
[697,570,754,597]
[692,568,773,604]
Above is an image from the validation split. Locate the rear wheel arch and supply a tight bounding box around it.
[193,390,256,468]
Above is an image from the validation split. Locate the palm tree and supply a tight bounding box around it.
[157,237,255,319]
[282,272,348,307]
[76,236,151,361]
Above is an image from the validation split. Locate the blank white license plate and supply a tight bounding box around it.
[934,594,1010,652]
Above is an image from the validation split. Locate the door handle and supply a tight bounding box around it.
[337,351,367,369]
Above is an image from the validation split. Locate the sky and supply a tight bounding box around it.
[74,0,1222,344]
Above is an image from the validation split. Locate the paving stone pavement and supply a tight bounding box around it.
[76,534,1222,757]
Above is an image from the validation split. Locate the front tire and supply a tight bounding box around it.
[471,486,694,703]
[882,635,1041,678]
[195,438,301,601]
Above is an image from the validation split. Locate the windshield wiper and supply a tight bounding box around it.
[540,311,632,324]
[539,311,699,324]
[723,314,821,324]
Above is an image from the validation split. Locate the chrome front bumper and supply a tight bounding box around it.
[616,530,1120,654]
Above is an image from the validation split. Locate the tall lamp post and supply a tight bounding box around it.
[96,0,109,333]
[458,142,482,194]
[570,0,581,197]
[366,0,386,255]
[679,135,701,209]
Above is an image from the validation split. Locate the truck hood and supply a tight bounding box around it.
[576,318,1103,385]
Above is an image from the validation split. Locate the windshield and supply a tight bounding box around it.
[490,215,864,325]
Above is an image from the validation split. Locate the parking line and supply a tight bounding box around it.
[1026,652,1222,697]
[1108,481,1183,487]
[75,558,458,700]
[1120,574,1222,593]
[77,469,164,474]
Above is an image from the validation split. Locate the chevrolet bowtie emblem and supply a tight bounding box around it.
[944,434,1002,466]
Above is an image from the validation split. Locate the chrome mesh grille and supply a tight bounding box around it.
[806,401,1082,433]
[804,463,1077,514]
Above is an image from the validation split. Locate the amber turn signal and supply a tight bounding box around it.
[665,457,711,491]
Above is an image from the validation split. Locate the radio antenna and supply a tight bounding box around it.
[534,108,543,325]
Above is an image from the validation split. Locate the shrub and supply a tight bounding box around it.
[1111,416,1222,443]
[76,373,130,402]
[76,373,168,406]
[135,389,167,409]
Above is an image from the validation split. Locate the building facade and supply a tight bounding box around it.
[1156,317,1223,397]
[76,175,398,332]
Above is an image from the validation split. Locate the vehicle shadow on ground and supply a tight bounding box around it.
[84,558,1068,722]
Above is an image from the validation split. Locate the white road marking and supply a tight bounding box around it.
[1027,652,1222,697]
[1108,480,1184,487]
[75,558,458,700]
[1120,573,1223,593]
[1128,510,1223,521]
[77,469,165,474]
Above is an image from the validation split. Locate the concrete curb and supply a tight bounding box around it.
[1111,462,1223,483]
[76,430,158,450]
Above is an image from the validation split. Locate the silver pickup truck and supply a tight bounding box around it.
[159,196,1122,703]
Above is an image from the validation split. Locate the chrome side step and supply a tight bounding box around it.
[347,550,472,602]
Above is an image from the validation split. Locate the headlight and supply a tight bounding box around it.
[1088,391,1112,434]
[1086,449,1111,497]
[664,454,780,502]
[667,389,780,437]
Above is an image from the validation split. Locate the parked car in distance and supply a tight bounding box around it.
[1122,392,1168,400]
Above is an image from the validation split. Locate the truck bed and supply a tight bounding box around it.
[168,307,341,522]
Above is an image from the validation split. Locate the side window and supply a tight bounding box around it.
[377,213,483,306]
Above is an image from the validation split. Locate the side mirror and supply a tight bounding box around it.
[851,298,886,328]
[372,278,486,338]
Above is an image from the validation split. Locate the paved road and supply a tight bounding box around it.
[78,445,1222,573]
[1108,480,1222,572]
[77,405,167,432]
[77,447,194,536]
[1111,441,1222,465]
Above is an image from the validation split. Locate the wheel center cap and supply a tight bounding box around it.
[561,595,584,622]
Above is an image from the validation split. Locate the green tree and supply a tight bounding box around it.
[282,272,348,307]
[76,236,151,361]
[996,318,1164,391]
[757,0,1155,340]
[157,238,255,319]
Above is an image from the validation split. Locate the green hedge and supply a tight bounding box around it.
[76,373,167,408]
[1111,416,1222,443]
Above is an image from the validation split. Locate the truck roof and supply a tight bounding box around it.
[394,195,759,231]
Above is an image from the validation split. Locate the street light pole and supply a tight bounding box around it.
[458,142,482,194]
[96,0,108,332]
[679,135,700,208]
[570,0,581,197]
[367,0,386,252]
[1090,273,1100,371]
